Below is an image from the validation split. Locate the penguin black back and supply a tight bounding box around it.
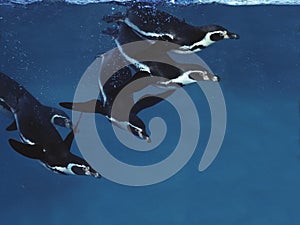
[0,72,100,178]
[103,4,239,53]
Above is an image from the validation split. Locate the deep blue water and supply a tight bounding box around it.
[0,2,300,225]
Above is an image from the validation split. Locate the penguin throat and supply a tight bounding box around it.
[177,31,219,53]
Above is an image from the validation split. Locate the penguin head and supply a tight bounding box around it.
[47,106,73,129]
[44,161,101,178]
[51,114,72,129]
[201,25,240,42]
[188,70,220,83]
[69,163,101,178]
[129,114,151,143]
[177,25,239,53]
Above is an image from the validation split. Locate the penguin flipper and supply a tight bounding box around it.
[132,90,175,115]
[63,131,74,152]
[6,120,17,131]
[60,99,107,115]
[8,139,44,160]
[63,113,82,151]
[0,101,11,112]
[131,71,151,80]
[123,71,151,92]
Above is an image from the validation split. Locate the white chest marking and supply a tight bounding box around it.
[179,31,221,52]
[107,116,142,133]
[159,70,208,86]
[97,55,107,105]
[47,163,87,175]
[51,114,67,122]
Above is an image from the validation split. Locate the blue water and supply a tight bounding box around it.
[1,2,300,225]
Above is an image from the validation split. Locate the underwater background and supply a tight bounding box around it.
[0,1,300,224]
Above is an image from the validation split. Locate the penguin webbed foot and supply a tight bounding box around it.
[102,26,119,39]
[102,12,125,23]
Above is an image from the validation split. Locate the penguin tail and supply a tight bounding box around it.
[102,12,125,24]
[102,26,119,39]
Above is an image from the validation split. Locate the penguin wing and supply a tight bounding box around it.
[9,139,45,160]
[131,90,175,116]
[63,130,74,152]
[0,101,11,112]
[122,71,152,92]
[63,113,82,151]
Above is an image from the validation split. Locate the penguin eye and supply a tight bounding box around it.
[210,32,225,41]
[84,166,90,172]
[65,119,72,129]
[71,166,86,175]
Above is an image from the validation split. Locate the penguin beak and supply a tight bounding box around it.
[145,136,151,143]
[189,71,219,82]
[138,130,151,143]
[227,32,240,39]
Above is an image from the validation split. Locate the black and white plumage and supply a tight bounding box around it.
[60,65,152,143]
[60,44,218,142]
[61,4,238,143]
[0,72,100,178]
[103,24,219,86]
[103,9,221,85]
[103,3,239,53]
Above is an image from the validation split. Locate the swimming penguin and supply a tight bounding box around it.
[0,72,100,178]
[0,72,72,130]
[60,66,151,143]
[103,3,239,53]
[60,44,218,143]
[103,16,220,84]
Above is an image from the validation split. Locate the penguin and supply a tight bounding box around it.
[60,99,151,143]
[0,72,72,130]
[60,66,151,143]
[103,3,239,53]
[0,72,100,178]
[60,47,218,143]
[103,16,220,84]
[131,61,220,87]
